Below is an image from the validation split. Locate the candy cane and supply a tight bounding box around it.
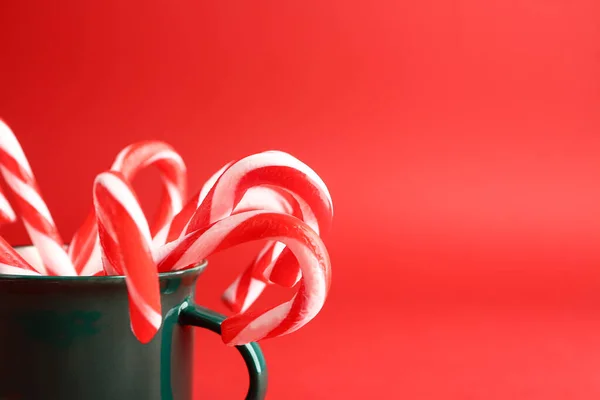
[235,186,302,285]
[240,187,321,283]
[0,120,75,276]
[0,237,40,276]
[167,152,332,311]
[112,141,187,244]
[222,186,315,313]
[221,241,282,313]
[0,191,16,225]
[165,161,233,243]
[0,122,16,225]
[70,141,187,275]
[182,151,332,236]
[93,171,161,344]
[156,210,331,346]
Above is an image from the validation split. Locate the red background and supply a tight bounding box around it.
[1,1,600,398]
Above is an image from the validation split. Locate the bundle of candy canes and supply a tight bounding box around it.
[0,119,332,345]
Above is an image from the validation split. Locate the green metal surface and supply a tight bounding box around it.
[0,261,267,399]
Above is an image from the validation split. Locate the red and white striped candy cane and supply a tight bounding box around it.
[93,171,161,343]
[0,237,40,276]
[166,152,332,308]
[239,187,322,284]
[0,120,16,224]
[222,186,313,313]
[165,161,233,243]
[0,120,75,276]
[180,151,333,237]
[0,190,15,225]
[70,141,187,275]
[156,210,331,346]
[221,241,284,313]
[112,141,187,244]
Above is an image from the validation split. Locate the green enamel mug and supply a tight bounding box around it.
[0,256,267,400]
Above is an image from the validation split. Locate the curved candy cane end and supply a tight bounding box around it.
[130,317,161,344]
[220,316,251,346]
[220,299,295,346]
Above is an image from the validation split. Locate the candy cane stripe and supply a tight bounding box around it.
[225,301,294,346]
[210,151,332,221]
[165,161,234,243]
[125,276,162,330]
[98,173,152,244]
[23,222,75,276]
[0,191,15,223]
[1,169,54,224]
[0,120,34,176]
[0,120,74,276]
[94,171,162,343]
[0,263,40,275]
[0,236,40,275]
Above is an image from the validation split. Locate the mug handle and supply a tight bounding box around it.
[178,301,268,400]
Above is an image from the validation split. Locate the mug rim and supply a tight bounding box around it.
[1,245,208,282]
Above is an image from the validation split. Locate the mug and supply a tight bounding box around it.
[0,254,267,400]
